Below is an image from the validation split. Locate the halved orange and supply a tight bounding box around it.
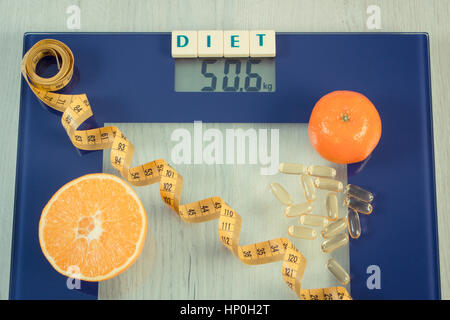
[39,173,147,281]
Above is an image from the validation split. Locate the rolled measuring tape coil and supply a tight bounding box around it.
[21,39,351,300]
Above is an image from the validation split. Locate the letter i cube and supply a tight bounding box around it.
[198,30,224,57]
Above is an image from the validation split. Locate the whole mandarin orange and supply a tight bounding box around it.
[308,91,382,164]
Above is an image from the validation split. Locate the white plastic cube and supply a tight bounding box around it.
[172,31,198,58]
[249,30,276,57]
[198,30,224,57]
[223,31,249,57]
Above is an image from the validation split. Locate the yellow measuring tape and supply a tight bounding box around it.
[21,39,351,300]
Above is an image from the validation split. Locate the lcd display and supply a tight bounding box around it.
[175,58,276,92]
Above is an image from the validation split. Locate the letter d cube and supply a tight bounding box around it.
[172,31,198,58]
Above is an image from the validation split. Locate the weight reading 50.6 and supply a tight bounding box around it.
[201,59,273,92]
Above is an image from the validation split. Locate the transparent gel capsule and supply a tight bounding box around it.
[344,196,373,215]
[284,202,313,218]
[298,214,329,228]
[270,183,294,206]
[347,209,361,239]
[279,162,307,175]
[301,174,316,202]
[321,218,347,239]
[314,177,344,192]
[326,192,339,221]
[326,258,350,285]
[345,184,374,203]
[321,232,349,253]
[288,225,317,240]
[308,165,336,178]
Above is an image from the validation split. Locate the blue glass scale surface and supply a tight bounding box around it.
[10,32,440,299]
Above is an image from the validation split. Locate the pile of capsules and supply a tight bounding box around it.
[270,162,374,285]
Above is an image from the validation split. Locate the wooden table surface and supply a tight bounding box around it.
[0,0,448,299]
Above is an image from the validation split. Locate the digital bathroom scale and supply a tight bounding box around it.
[10,32,440,300]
